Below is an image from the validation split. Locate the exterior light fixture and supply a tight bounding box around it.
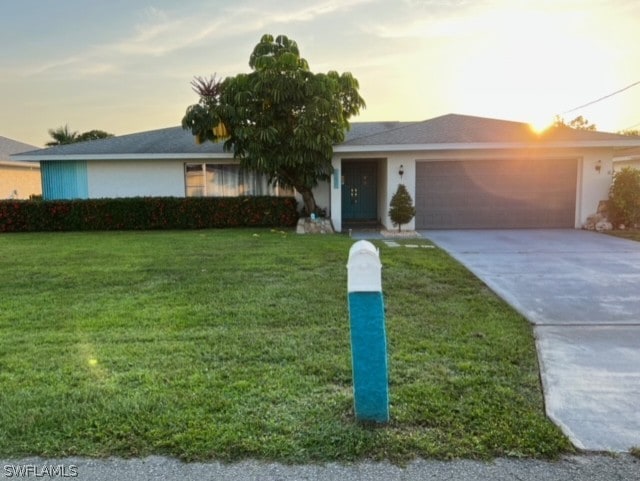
[595,160,602,173]
[399,164,404,179]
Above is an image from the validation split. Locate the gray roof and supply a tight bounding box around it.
[14,126,224,157]
[12,114,640,161]
[0,135,39,167]
[342,114,636,145]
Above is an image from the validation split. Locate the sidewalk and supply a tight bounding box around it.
[2,455,639,480]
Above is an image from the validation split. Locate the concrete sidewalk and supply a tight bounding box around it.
[423,229,640,452]
[2,455,639,480]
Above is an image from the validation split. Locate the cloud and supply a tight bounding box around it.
[24,0,376,78]
[268,0,375,22]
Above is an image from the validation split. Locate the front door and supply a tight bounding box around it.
[342,161,377,222]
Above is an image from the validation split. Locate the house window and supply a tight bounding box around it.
[185,164,205,197]
[185,163,292,197]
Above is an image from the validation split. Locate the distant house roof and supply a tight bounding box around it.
[0,135,39,167]
[14,126,219,158]
[12,114,640,162]
[613,146,640,162]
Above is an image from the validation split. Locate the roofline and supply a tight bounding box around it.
[335,140,640,153]
[0,159,41,168]
[11,140,640,162]
[613,155,640,162]
[10,153,234,162]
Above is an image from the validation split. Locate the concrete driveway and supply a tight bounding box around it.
[422,229,640,452]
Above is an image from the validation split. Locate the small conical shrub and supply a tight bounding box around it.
[388,183,416,232]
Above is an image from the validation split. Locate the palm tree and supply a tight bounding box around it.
[46,125,78,146]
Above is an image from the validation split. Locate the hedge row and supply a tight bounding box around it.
[0,196,299,233]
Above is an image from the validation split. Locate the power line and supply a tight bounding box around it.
[560,80,640,115]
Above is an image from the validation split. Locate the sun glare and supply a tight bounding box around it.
[529,117,555,134]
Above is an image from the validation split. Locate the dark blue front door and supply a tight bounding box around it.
[342,162,377,222]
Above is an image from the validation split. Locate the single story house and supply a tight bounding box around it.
[0,135,41,199]
[12,114,640,231]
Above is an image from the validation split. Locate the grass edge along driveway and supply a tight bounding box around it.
[0,229,571,463]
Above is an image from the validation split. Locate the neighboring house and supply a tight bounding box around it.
[613,146,640,172]
[13,114,640,231]
[0,135,41,199]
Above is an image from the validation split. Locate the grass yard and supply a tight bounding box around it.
[607,229,640,242]
[0,229,571,463]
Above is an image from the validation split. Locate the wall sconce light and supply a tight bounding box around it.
[595,160,602,173]
[399,164,404,180]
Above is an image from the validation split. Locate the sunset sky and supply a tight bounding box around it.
[1,0,639,147]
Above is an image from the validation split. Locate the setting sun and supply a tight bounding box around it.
[529,116,556,134]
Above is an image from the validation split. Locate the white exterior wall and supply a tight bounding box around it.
[576,148,615,226]
[87,160,186,198]
[383,153,416,231]
[311,181,331,215]
[88,158,314,213]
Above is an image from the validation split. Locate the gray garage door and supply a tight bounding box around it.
[415,158,577,229]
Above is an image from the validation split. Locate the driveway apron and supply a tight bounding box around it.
[422,229,640,452]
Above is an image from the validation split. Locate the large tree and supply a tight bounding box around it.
[182,34,366,214]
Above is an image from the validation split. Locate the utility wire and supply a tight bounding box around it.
[560,80,640,115]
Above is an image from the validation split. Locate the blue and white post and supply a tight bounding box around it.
[347,240,390,423]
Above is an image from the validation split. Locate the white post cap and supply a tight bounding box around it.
[347,240,382,293]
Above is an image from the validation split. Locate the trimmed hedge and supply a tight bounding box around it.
[0,197,299,233]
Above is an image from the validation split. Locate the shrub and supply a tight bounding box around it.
[388,184,416,232]
[609,167,640,228]
[0,197,299,233]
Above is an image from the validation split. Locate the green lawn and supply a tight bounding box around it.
[0,230,571,462]
[607,229,640,242]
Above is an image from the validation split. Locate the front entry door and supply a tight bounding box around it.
[342,162,377,222]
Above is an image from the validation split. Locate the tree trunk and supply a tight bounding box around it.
[299,187,317,216]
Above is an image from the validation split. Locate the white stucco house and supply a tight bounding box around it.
[12,113,640,231]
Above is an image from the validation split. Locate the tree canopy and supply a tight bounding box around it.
[46,125,113,146]
[553,115,597,131]
[76,130,114,142]
[182,34,366,214]
[618,129,640,137]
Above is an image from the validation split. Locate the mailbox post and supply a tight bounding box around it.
[347,240,389,423]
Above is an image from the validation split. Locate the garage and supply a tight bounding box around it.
[415,158,578,229]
